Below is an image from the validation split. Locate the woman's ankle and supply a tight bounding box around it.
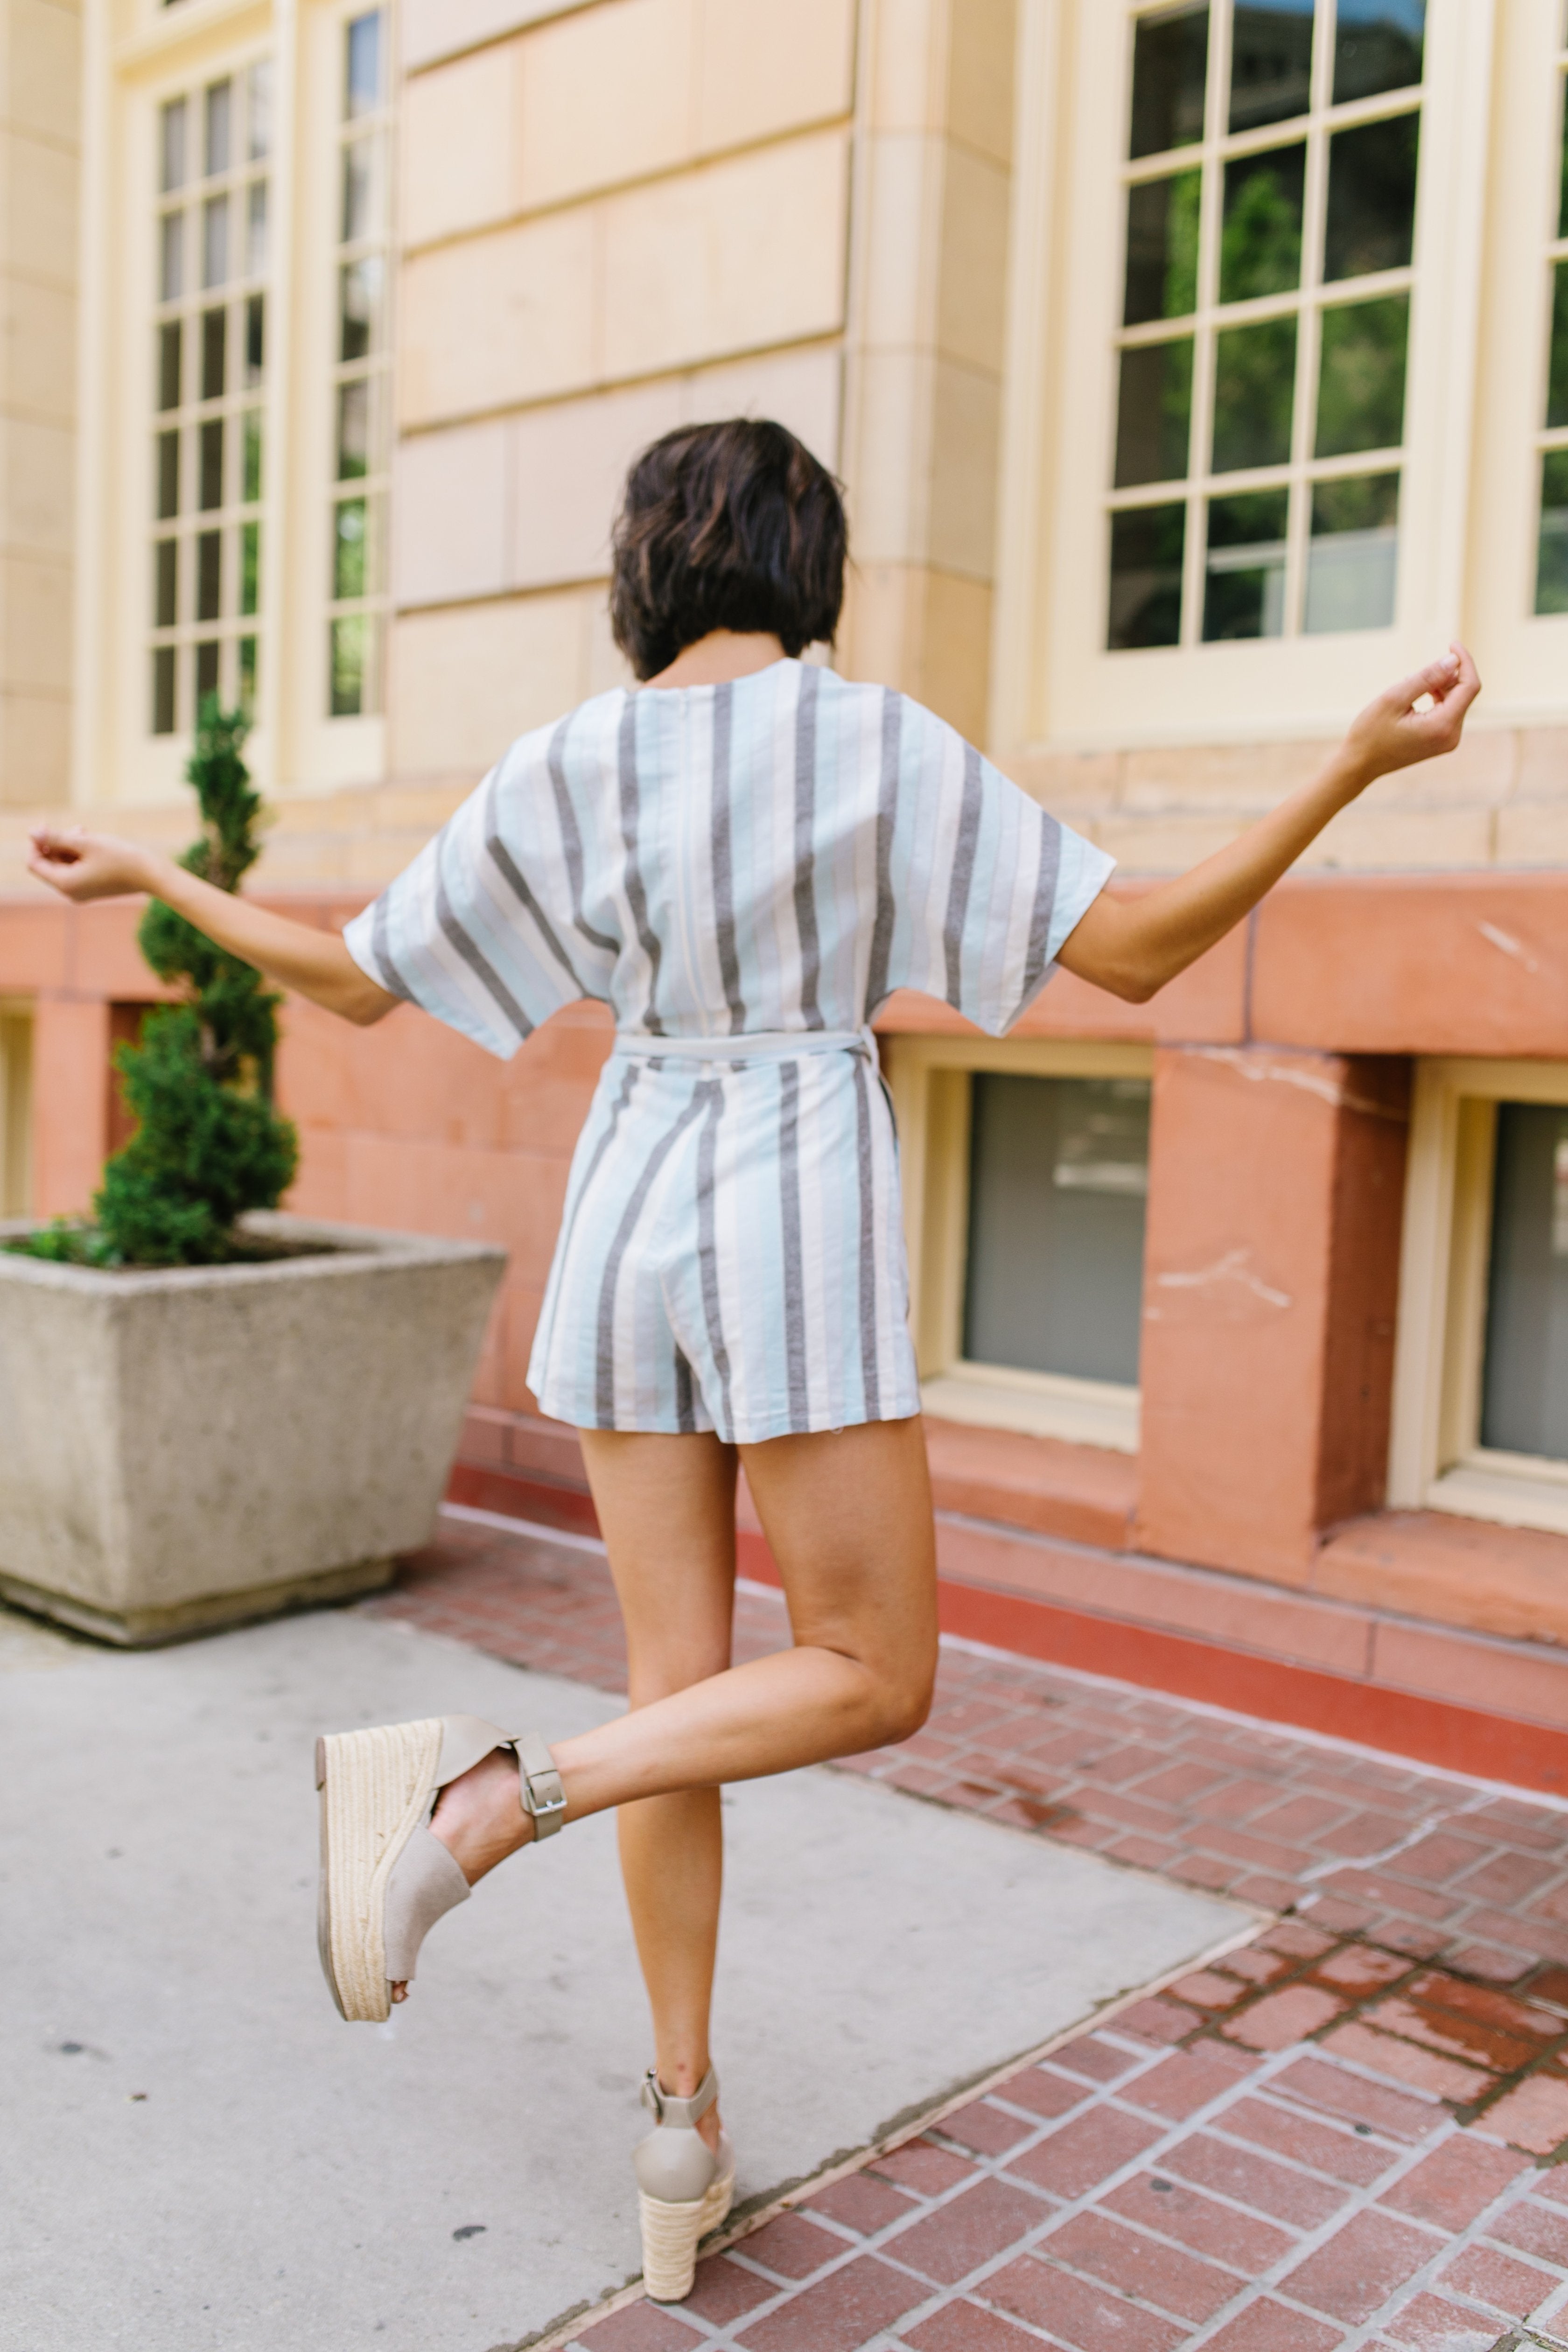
[430,1748,534,1885]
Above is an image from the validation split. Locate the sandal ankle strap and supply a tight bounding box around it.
[641,2064,718,2128]
[514,1732,567,1838]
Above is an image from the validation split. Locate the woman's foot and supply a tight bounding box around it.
[388,1749,536,2003]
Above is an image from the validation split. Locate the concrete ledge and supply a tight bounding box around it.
[0,1557,394,1649]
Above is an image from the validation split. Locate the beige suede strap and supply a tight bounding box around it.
[515,1731,567,1837]
[640,2064,718,2128]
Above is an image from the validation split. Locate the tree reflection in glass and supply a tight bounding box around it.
[1124,171,1201,326]
[1305,471,1399,631]
[1114,339,1194,487]
[1333,0,1424,106]
[1108,504,1186,649]
[1315,294,1408,457]
[1220,146,1306,302]
[1212,317,1297,471]
[1129,3,1209,160]
[1538,452,1568,618]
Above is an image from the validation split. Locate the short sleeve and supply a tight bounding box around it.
[343,737,595,1059]
[872,698,1115,1036]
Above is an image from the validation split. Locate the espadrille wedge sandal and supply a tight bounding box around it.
[315,1714,565,2023]
[634,2065,735,2303]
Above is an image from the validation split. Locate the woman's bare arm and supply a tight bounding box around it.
[1056,646,1482,1004]
[26,828,399,1026]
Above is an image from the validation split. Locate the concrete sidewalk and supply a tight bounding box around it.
[0,1610,1252,2352]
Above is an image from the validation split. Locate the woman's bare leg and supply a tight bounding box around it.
[423,1418,939,2023]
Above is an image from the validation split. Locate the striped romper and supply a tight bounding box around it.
[343,660,1113,1445]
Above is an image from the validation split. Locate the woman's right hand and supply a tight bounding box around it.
[28,826,159,904]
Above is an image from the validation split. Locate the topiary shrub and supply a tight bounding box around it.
[24,699,298,1267]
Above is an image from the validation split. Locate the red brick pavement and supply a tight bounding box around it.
[364,1512,1568,2351]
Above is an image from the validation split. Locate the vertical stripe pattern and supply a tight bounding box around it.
[343,660,1114,1442]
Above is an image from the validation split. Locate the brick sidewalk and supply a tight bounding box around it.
[365,1512,1568,2351]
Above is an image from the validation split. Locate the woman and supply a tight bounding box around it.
[31,419,1479,2301]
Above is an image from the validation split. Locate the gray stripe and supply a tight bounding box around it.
[673,1346,697,1435]
[593,1085,707,1423]
[539,1061,638,1411]
[852,1056,881,1419]
[370,893,415,1001]
[777,1061,809,1432]
[617,696,665,1035]
[941,742,985,1010]
[547,717,618,957]
[863,688,902,1019]
[792,665,825,1030]
[483,776,584,993]
[710,681,746,1033]
[694,1080,735,1435]
[435,862,533,1040]
[1011,812,1065,1024]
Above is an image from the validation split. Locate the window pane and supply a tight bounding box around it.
[247,180,268,278]
[201,306,226,400]
[1537,449,1568,617]
[1128,3,1209,160]
[196,529,222,622]
[247,60,273,162]
[1204,489,1289,639]
[334,497,368,600]
[238,634,258,713]
[331,615,369,716]
[245,293,266,387]
[1229,0,1316,135]
[1108,502,1186,648]
[1123,170,1201,325]
[1480,1105,1568,1460]
[205,80,232,178]
[339,256,382,363]
[337,378,371,479]
[243,409,263,503]
[160,211,184,303]
[346,12,384,119]
[1305,469,1399,631]
[156,430,180,519]
[1114,338,1193,487]
[152,645,177,736]
[1212,315,1297,470]
[1315,293,1408,456]
[203,195,229,288]
[1333,0,1425,105]
[157,320,182,410]
[1549,263,1568,433]
[240,519,261,617]
[195,640,221,712]
[160,98,188,195]
[154,537,178,629]
[342,135,380,245]
[1324,112,1420,281]
[963,1075,1150,1386]
[199,418,224,510]
[1219,144,1306,302]
[1559,73,1568,242]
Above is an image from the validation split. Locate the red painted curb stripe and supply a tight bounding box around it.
[444,1462,1568,1794]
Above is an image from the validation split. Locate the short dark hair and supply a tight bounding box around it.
[609,419,847,680]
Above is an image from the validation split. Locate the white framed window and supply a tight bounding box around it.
[148,62,273,736]
[326,9,392,721]
[0,1005,33,1220]
[886,1036,1154,1453]
[1390,1057,1568,1535]
[995,0,1492,752]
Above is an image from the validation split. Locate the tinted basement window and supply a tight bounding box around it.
[962,1075,1150,1388]
[1480,1102,1568,1460]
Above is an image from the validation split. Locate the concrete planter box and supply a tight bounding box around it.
[0,1214,506,1645]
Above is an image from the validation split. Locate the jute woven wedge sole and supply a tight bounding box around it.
[634,2064,734,2303]
[638,2153,735,2303]
[315,1714,567,2023]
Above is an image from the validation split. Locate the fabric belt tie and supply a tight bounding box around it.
[611,1028,876,1065]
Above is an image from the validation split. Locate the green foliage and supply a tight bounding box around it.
[98,699,298,1265]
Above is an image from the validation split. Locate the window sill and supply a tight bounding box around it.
[920,1365,1140,1454]
[1426,1455,1568,1540]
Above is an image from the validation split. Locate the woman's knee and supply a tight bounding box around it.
[862,1652,937,1747]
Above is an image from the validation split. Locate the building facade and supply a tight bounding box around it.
[4,0,1568,1785]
